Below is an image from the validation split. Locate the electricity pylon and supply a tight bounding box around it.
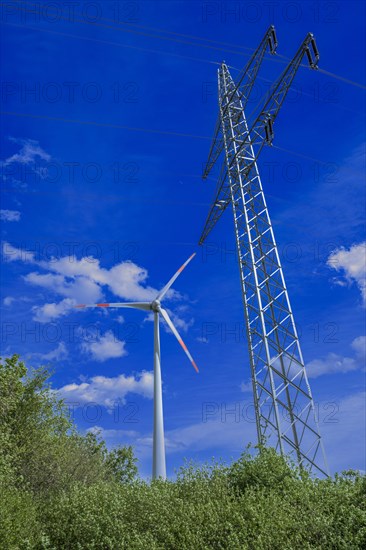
[199,26,329,477]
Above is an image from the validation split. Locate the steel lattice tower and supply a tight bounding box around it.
[199,27,329,476]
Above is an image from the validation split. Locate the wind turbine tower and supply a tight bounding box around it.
[200,26,329,476]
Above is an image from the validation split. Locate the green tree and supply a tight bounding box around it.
[1,355,365,549]
[0,355,139,496]
[105,445,138,484]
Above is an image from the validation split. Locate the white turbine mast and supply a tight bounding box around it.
[75,252,198,480]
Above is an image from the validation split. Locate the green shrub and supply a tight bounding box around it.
[0,487,42,549]
[1,356,365,549]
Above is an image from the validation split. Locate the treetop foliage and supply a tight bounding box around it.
[1,355,365,549]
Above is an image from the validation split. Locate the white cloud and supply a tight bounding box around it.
[102,262,158,301]
[166,308,194,333]
[3,242,192,328]
[36,342,68,361]
[144,312,154,324]
[41,256,159,301]
[87,426,139,439]
[327,242,366,305]
[44,256,103,280]
[81,330,128,362]
[3,138,51,166]
[351,335,366,358]
[0,209,21,222]
[32,298,76,323]
[2,244,187,303]
[306,335,365,378]
[58,370,153,408]
[2,241,35,263]
[3,244,159,303]
[24,272,103,304]
[307,354,359,378]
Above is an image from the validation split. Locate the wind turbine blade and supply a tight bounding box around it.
[75,302,151,310]
[156,253,196,301]
[159,308,199,373]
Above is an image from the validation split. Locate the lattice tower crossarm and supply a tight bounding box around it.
[203,25,278,180]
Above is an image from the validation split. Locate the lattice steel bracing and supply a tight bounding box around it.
[199,29,329,477]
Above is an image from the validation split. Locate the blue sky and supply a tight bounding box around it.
[1,0,365,478]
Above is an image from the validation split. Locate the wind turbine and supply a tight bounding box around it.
[75,253,199,480]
